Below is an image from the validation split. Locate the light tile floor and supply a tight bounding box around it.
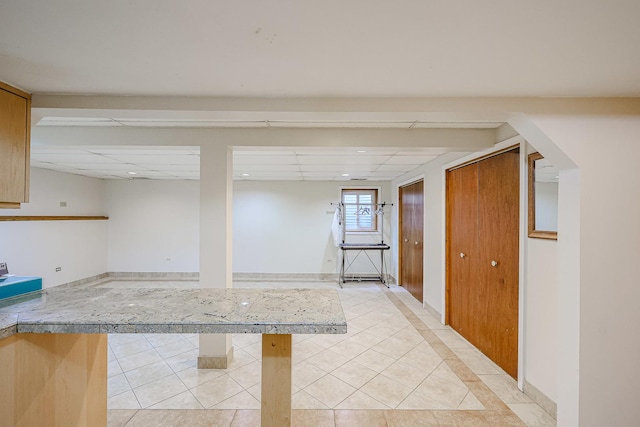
[97,279,556,426]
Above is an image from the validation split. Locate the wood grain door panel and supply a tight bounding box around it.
[446,148,520,379]
[399,180,424,302]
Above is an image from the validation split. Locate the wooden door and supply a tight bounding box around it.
[399,180,424,302]
[446,163,479,344]
[477,149,520,378]
[446,148,520,379]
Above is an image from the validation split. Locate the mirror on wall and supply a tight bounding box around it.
[528,152,558,240]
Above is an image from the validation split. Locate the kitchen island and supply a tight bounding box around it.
[0,287,347,427]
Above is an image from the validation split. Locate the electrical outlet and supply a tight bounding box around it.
[0,262,7,275]
[60,201,67,207]
[55,267,61,272]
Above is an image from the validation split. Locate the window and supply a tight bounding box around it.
[341,188,378,232]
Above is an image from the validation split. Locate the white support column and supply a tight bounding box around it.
[198,143,233,368]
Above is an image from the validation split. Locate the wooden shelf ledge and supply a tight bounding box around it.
[0,216,109,221]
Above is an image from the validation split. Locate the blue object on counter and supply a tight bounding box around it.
[0,276,43,300]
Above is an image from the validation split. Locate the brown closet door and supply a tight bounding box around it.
[399,180,424,302]
[446,163,479,344]
[477,149,520,379]
[446,148,520,379]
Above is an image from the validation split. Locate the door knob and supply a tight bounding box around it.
[404,239,408,242]
[491,260,498,267]
[415,241,419,245]
[460,252,466,258]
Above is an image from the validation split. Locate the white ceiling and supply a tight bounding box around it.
[30,146,444,181]
[1,1,639,97]
[3,1,639,180]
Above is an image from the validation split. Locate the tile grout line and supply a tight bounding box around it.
[379,285,520,418]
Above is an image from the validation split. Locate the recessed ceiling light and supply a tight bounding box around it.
[356,150,367,153]
[241,173,250,177]
[127,171,138,175]
[341,173,350,177]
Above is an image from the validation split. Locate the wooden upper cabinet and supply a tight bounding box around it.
[0,81,31,209]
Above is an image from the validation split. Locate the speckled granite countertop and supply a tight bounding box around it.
[0,287,347,337]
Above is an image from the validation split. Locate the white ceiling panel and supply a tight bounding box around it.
[299,164,377,172]
[236,164,300,172]
[30,153,123,164]
[296,155,391,165]
[88,148,198,155]
[233,155,298,165]
[384,155,438,165]
[53,163,149,171]
[375,164,422,172]
[105,154,200,165]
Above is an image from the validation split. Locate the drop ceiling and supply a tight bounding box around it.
[30,145,443,181]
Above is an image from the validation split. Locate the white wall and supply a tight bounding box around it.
[525,238,558,402]
[522,115,640,427]
[0,168,107,287]
[105,180,200,273]
[104,178,393,276]
[233,180,392,275]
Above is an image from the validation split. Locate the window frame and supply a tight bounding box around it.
[340,187,380,233]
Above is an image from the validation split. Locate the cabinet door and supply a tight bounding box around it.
[0,85,30,206]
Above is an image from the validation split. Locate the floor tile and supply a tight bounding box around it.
[359,374,413,409]
[381,359,431,389]
[303,374,357,408]
[293,360,328,389]
[230,409,260,427]
[118,348,164,372]
[149,390,204,409]
[108,373,132,398]
[331,359,378,389]
[334,409,388,427]
[433,410,493,426]
[383,409,439,426]
[213,390,261,409]
[306,348,350,372]
[400,362,469,410]
[133,374,189,408]
[452,347,502,375]
[107,409,138,427]
[478,374,533,404]
[292,390,330,409]
[125,409,236,427]
[175,365,225,389]
[353,348,396,373]
[291,409,335,427]
[190,374,244,408]
[227,360,262,389]
[508,403,557,426]
[124,360,174,388]
[111,338,154,359]
[335,390,389,409]
[108,390,141,410]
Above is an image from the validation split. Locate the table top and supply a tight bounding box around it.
[0,287,347,338]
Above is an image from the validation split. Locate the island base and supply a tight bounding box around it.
[261,334,292,427]
[0,333,107,427]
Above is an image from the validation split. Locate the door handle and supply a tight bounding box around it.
[404,239,408,242]
[491,260,498,267]
[460,252,466,258]
[414,241,419,245]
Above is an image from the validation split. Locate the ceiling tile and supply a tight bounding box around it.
[104,154,200,165]
[384,155,437,165]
